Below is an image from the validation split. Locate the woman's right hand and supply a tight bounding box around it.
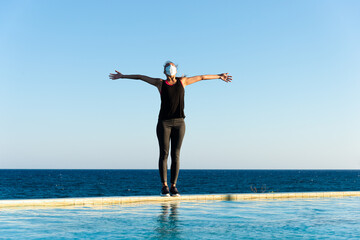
[109,70,123,80]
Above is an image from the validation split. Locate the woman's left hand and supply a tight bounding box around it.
[219,73,232,83]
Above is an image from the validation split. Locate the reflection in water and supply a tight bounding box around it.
[154,202,181,239]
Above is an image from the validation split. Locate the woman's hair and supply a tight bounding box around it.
[163,61,178,70]
[163,61,186,77]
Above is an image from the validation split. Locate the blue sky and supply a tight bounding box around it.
[1,0,359,169]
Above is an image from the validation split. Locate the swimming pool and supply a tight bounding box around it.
[1,197,359,239]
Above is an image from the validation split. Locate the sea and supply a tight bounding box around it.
[0,169,359,200]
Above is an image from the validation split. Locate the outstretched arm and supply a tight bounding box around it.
[182,73,232,87]
[109,70,162,90]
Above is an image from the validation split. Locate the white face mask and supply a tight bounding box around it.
[165,65,177,76]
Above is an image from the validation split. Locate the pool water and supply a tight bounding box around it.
[1,197,359,239]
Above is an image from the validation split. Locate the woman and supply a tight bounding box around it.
[109,62,232,196]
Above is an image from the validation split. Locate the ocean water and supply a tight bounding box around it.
[1,197,360,239]
[0,170,359,200]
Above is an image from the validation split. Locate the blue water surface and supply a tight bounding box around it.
[0,170,359,200]
[1,197,359,239]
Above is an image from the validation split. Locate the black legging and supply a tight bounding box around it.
[156,118,185,185]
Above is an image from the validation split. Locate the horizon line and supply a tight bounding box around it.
[0,168,359,171]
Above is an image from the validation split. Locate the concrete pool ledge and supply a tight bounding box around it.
[1,191,360,208]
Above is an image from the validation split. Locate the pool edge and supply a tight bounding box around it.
[1,191,359,208]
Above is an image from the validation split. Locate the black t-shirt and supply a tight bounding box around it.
[158,78,185,120]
